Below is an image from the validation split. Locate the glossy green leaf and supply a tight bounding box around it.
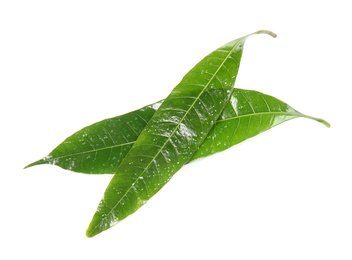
[86,31,276,237]
[25,101,162,174]
[25,89,329,173]
[192,88,330,159]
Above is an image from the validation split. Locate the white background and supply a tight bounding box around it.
[1,1,351,259]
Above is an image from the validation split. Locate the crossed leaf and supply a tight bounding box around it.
[84,31,279,237]
[25,30,329,237]
[26,88,328,173]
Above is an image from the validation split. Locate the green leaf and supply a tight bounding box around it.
[86,30,276,237]
[191,88,330,159]
[25,89,329,173]
[25,101,162,173]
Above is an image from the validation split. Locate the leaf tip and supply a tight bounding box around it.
[254,30,277,38]
[23,161,41,170]
[85,228,95,238]
[23,159,45,170]
[302,114,330,128]
[86,211,119,238]
[317,118,331,128]
[86,221,99,238]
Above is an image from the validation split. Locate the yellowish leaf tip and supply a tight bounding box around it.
[255,30,277,38]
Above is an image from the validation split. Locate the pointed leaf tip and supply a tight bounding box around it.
[255,30,277,38]
[300,114,330,128]
[317,118,330,128]
[86,224,97,238]
[23,159,46,170]
[86,229,95,238]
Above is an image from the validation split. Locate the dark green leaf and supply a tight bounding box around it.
[86,31,276,237]
[25,89,329,173]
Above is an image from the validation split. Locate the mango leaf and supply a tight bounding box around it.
[25,101,162,174]
[86,30,276,237]
[25,89,329,173]
[191,88,329,159]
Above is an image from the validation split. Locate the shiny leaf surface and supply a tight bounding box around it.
[25,101,163,173]
[25,89,329,173]
[192,88,329,159]
[86,31,276,237]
